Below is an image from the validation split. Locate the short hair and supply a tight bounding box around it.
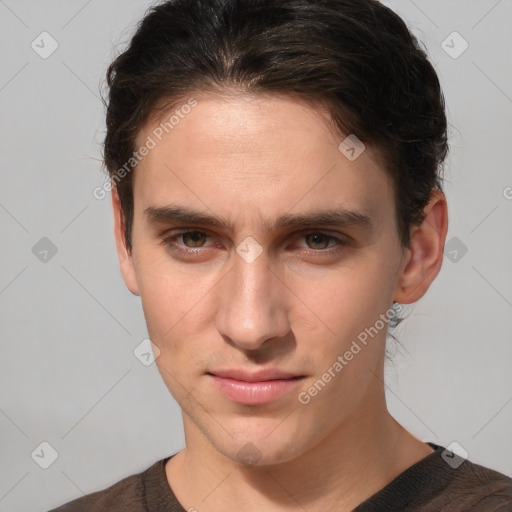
[102,0,448,253]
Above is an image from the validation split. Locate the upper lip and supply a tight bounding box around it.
[207,368,304,382]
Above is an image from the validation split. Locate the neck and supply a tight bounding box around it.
[166,397,433,511]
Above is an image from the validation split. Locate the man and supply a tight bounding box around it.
[50,0,512,510]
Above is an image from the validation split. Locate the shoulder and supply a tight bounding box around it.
[46,458,168,512]
[440,456,512,510]
[425,449,512,512]
[355,444,512,512]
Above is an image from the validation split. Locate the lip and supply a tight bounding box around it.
[208,375,305,405]
[207,368,302,382]
[207,369,305,405]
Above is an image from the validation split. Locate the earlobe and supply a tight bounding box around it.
[393,190,448,304]
[111,187,140,296]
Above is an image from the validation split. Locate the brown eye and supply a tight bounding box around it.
[305,233,332,250]
[182,231,207,247]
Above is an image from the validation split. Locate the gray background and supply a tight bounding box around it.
[0,1,511,510]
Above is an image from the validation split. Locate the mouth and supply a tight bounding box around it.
[206,372,305,405]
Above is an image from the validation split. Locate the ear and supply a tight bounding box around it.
[393,190,448,304]
[112,186,140,296]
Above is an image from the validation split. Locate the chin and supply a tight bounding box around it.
[208,426,312,468]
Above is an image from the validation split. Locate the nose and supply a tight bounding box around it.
[215,248,291,351]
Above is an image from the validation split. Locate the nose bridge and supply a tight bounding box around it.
[234,250,272,307]
[216,248,289,349]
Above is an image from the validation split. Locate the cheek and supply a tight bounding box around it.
[288,257,398,385]
[139,271,212,339]
[136,262,214,397]
[135,243,202,308]
[291,260,390,334]
[133,248,222,367]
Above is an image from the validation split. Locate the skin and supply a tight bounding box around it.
[112,91,448,511]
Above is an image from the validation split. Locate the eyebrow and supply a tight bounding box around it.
[144,204,375,233]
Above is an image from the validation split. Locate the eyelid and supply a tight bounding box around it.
[293,228,348,239]
[162,229,217,249]
[291,231,348,252]
[163,227,348,238]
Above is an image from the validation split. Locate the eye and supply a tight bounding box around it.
[303,232,336,250]
[294,231,347,255]
[162,230,213,254]
[162,230,347,258]
[180,231,208,248]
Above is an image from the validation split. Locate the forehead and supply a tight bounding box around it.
[139,91,344,165]
[132,92,394,232]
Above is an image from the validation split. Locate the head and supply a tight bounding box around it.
[104,0,448,466]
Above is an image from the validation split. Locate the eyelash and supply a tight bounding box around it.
[161,230,347,257]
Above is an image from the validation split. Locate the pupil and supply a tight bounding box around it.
[309,233,327,249]
[185,232,204,246]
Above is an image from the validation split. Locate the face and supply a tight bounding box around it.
[113,92,427,467]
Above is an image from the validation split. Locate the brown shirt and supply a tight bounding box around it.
[48,443,512,511]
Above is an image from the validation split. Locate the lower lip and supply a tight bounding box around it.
[208,374,305,405]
